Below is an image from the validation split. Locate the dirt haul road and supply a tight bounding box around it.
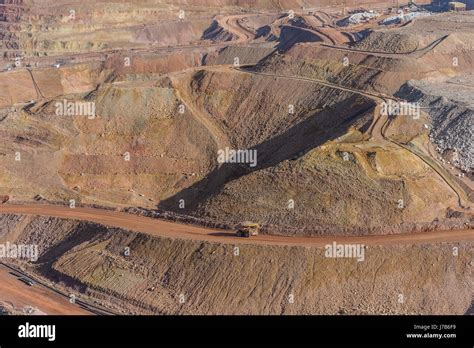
[216,14,255,43]
[0,264,91,315]
[0,205,472,247]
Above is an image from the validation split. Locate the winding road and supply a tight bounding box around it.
[216,14,255,43]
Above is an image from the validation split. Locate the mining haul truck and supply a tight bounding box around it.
[236,222,260,237]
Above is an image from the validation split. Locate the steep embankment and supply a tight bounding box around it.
[0,213,471,315]
[157,67,463,234]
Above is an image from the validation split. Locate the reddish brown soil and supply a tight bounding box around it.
[0,265,90,315]
[0,204,472,247]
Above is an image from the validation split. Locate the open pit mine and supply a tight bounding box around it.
[0,0,473,316]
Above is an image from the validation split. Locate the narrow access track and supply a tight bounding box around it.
[26,67,45,99]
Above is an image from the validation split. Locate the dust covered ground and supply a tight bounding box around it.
[0,214,472,315]
[0,1,472,316]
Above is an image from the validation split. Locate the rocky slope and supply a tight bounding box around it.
[397,78,473,173]
[1,213,471,315]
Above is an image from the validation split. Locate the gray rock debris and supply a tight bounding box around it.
[396,78,473,172]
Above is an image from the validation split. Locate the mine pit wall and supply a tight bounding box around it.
[0,213,471,315]
[0,0,24,58]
